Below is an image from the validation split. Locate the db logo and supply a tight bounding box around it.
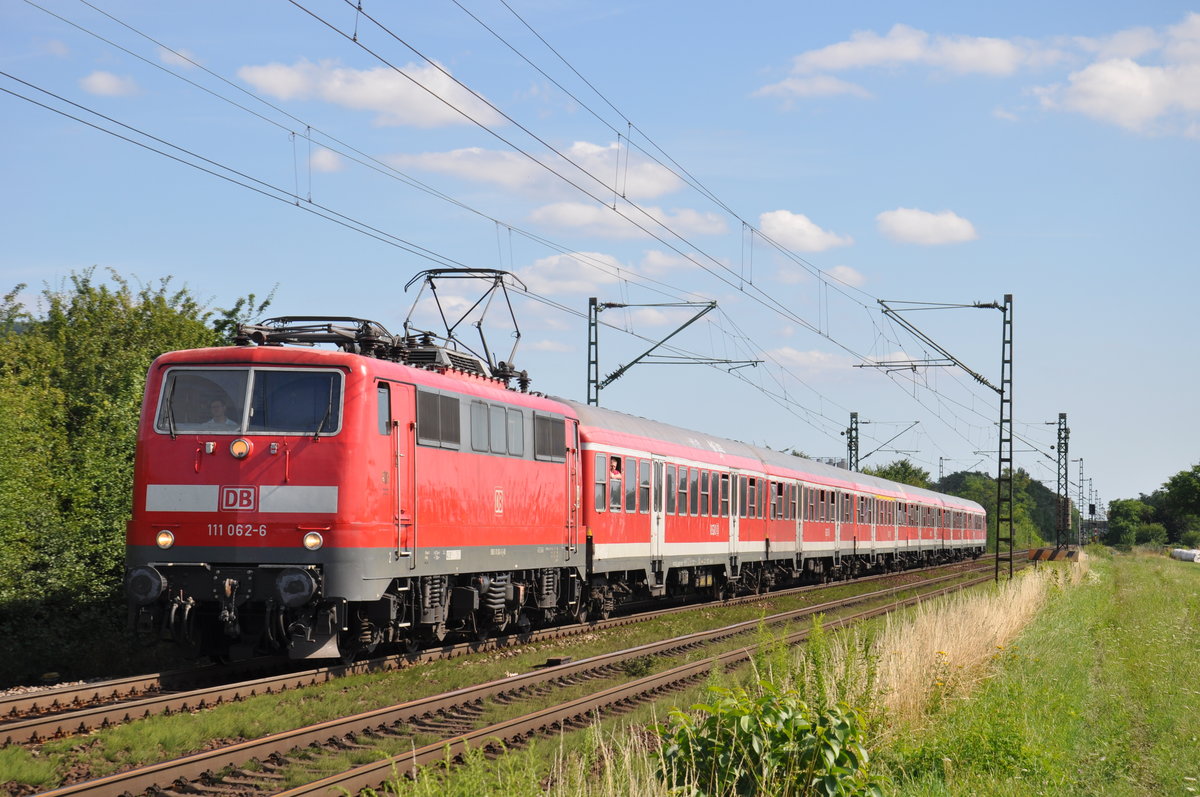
[494,488,504,515]
[220,486,258,512]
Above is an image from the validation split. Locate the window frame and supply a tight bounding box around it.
[155,365,345,437]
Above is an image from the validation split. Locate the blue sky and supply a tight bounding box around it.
[3,1,1198,510]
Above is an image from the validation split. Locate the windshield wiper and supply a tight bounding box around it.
[313,379,335,441]
[167,377,179,440]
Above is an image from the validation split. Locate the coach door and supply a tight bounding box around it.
[728,471,741,572]
[566,420,581,560]
[381,382,417,569]
[650,459,665,567]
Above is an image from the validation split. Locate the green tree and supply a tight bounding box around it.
[1161,465,1200,542]
[1106,498,1154,550]
[863,458,931,489]
[0,268,269,684]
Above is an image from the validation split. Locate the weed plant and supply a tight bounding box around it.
[653,681,884,796]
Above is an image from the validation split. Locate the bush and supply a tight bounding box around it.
[654,682,885,796]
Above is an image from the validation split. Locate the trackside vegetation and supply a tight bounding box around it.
[0,269,268,685]
[370,551,1200,795]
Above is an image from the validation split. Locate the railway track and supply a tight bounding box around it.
[1,556,994,746]
[31,560,1013,797]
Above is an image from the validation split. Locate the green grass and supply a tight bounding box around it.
[886,551,1200,796]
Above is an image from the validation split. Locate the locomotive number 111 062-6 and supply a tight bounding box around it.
[206,523,268,538]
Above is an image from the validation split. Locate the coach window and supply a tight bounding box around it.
[738,476,748,519]
[720,473,730,517]
[678,468,689,516]
[639,460,650,513]
[624,457,637,511]
[700,471,710,516]
[594,454,607,511]
[377,383,391,435]
[609,457,624,511]
[686,468,698,516]
[666,465,677,514]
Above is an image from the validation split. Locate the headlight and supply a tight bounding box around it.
[302,531,324,551]
[229,438,252,459]
[156,530,175,549]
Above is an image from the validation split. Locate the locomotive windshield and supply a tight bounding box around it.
[154,367,343,435]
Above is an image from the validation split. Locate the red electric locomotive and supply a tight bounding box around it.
[125,315,985,661]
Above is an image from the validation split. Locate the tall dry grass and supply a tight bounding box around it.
[396,561,1089,797]
[796,559,1087,735]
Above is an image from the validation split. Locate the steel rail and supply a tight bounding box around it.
[5,555,999,745]
[32,564,1005,797]
[276,573,1000,797]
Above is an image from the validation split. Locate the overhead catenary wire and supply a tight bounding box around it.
[14,1,1049,478]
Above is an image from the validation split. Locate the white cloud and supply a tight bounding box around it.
[1074,28,1161,61]
[625,307,687,327]
[827,265,865,287]
[1164,12,1200,64]
[776,267,808,285]
[876,208,978,245]
[758,13,1200,135]
[80,71,138,96]
[237,58,505,128]
[564,141,682,199]
[1037,14,1200,134]
[767,346,852,374]
[310,147,345,173]
[789,23,1039,77]
[1036,59,1200,131]
[513,249,696,297]
[390,141,681,200]
[44,40,69,57]
[753,75,872,101]
[639,250,693,276]
[528,339,572,352]
[516,251,624,295]
[390,147,544,191]
[530,201,726,239]
[759,210,853,252]
[159,47,199,68]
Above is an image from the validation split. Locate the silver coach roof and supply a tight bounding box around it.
[559,398,984,512]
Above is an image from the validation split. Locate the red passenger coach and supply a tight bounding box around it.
[125,316,985,662]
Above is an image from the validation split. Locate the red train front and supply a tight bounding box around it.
[125,318,586,660]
